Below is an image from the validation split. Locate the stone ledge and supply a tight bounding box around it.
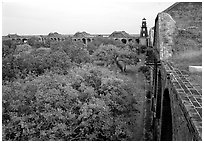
[189,66,202,73]
[164,62,202,140]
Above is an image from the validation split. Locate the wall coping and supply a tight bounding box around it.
[163,61,202,140]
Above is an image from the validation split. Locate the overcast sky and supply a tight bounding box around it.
[2,0,175,35]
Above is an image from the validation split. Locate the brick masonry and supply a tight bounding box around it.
[149,11,202,141]
[157,12,176,61]
[163,62,202,140]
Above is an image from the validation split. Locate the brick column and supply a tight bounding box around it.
[157,12,176,61]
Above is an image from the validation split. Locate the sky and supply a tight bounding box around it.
[2,0,175,35]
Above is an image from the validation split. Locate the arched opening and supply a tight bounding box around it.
[82,38,86,44]
[54,38,57,41]
[135,38,139,44]
[128,39,133,42]
[115,38,118,41]
[22,38,28,43]
[156,71,162,119]
[74,39,77,41]
[87,38,91,42]
[50,38,53,40]
[121,39,127,44]
[160,88,173,141]
[58,38,60,41]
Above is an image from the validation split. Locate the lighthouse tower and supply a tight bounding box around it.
[140,18,148,37]
[139,18,148,46]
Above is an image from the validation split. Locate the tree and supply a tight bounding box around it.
[2,40,18,58]
[60,41,91,64]
[27,36,42,48]
[3,63,140,141]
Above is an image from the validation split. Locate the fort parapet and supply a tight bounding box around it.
[147,10,202,140]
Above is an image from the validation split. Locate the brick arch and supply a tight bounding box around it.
[128,39,133,42]
[22,38,28,43]
[121,38,127,44]
[82,38,86,44]
[160,88,173,141]
[87,38,91,42]
[135,38,139,44]
[156,71,162,119]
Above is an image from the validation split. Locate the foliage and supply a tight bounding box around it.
[2,55,16,81]
[2,46,72,80]
[89,37,125,48]
[91,44,118,66]
[92,44,140,68]
[86,42,98,55]
[128,42,140,54]
[2,40,18,58]
[2,39,93,81]
[138,66,151,80]
[51,40,91,64]
[27,37,42,48]
[2,64,139,141]
[146,47,156,63]
[14,44,34,55]
[139,45,147,54]
[2,36,145,141]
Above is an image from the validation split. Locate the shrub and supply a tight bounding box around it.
[59,41,91,64]
[3,64,139,141]
[14,44,34,55]
[27,37,42,48]
[86,43,98,55]
[139,45,147,54]
[138,66,151,80]
[2,45,72,80]
[92,44,140,67]
[2,40,18,58]
[2,55,16,81]
[91,44,120,68]
[89,37,125,48]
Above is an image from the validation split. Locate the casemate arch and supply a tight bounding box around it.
[160,89,173,141]
[121,38,127,44]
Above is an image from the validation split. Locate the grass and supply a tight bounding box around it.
[171,50,202,86]
[124,64,146,140]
